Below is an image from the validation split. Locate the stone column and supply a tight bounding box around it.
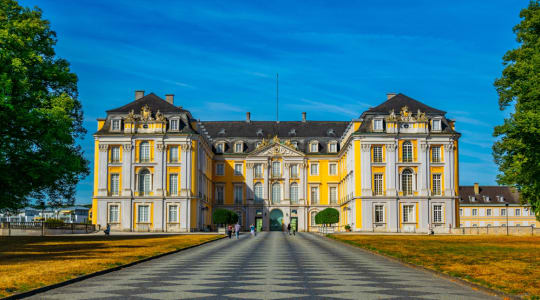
[155,142,164,196]
[97,143,109,196]
[122,144,132,196]
[419,142,428,196]
[180,143,191,197]
[246,163,254,200]
[299,163,306,203]
[386,143,397,196]
[444,143,454,196]
[360,143,372,196]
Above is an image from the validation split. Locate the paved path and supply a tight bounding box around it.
[32,232,497,299]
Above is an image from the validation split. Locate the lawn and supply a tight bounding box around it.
[329,234,540,298]
[0,234,222,297]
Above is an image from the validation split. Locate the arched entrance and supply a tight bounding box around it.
[269,209,284,231]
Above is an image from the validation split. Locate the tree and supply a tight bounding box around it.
[212,208,239,225]
[0,0,89,210]
[315,208,339,226]
[493,1,540,220]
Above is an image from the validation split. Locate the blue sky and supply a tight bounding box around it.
[24,0,528,204]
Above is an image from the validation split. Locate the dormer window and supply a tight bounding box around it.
[497,195,505,202]
[328,141,338,153]
[234,142,243,153]
[327,128,336,136]
[288,129,296,136]
[111,119,121,131]
[432,119,442,131]
[218,128,226,136]
[469,196,476,202]
[483,196,490,202]
[170,119,179,131]
[256,129,263,137]
[309,141,319,153]
[291,141,298,149]
[256,141,262,148]
[216,142,225,153]
[373,119,383,131]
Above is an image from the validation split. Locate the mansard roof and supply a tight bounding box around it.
[200,121,349,139]
[364,93,446,116]
[107,93,187,114]
[458,186,521,205]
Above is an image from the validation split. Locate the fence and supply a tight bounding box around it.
[0,222,96,236]
[451,225,539,236]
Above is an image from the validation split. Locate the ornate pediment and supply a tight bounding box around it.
[249,142,304,158]
[385,106,428,123]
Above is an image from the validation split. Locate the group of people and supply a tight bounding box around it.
[226,223,296,239]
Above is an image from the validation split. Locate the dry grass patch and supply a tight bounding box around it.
[329,234,540,298]
[0,234,221,297]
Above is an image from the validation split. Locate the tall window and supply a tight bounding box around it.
[216,185,224,204]
[515,209,521,216]
[234,163,243,176]
[234,142,243,153]
[375,205,384,223]
[169,174,178,195]
[401,169,413,195]
[432,146,441,163]
[272,162,281,177]
[373,146,383,163]
[272,183,281,203]
[433,205,442,223]
[137,205,149,223]
[290,183,298,204]
[216,143,224,153]
[112,119,121,131]
[236,211,242,225]
[501,208,506,216]
[329,163,337,175]
[169,146,179,162]
[216,163,224,176]
[311,211,318,226]
[329,142,337,153]
[329,186,337,204]
[170,119,179,131]
[168,205,178,223]
[108,205,119,223]
[111,146,120,162]
[487,208,492,216]
[110,174,120,196]
[459,208,463,216]
[254,164,263,178]
[310,163,319,176]
[311,186,319,204]
[432,119,441,131]
[139,169,151,195]
[373,119,383,131]
[140,141,150,162]
[290,164,299,178]
[234,185,243,204]
[402,141,413,162]
[310,142,318,152]
[373,174,383,196]
[254,183,263,203]
[472,208,478,216]
[432,174,442,196]
[403,205,414,223]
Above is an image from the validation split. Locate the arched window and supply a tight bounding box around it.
[139,169,151,195]
[402,141,413,162]
[254,183,263,203]
[140,141,150,162]
[311,211,318,226]
[272,183,281,203]
[290,183,298,204]
[402,169,413,196]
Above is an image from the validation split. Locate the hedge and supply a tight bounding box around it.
[315,208,339,225]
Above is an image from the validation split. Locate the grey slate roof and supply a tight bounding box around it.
[107,93,187,114]
[363,93,446,116]
[459,186,521,205]
[201,121,349,138]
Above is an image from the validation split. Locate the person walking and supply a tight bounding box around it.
[234,223,241,239]
[227,224,233,239]
[250,224,255,237]
[287,223,291,236]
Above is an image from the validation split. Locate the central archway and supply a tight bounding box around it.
[269,209,284,231]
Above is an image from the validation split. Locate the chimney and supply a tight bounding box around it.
[387,93,397,100]
[165,94,174,105]
[302,112,306,122]
[474,183,480,195]
[135,90,145,100]
[246,112,251,123]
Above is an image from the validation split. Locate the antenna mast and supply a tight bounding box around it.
[276,73,279,122]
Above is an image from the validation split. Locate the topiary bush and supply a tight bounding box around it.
[315,208,339,226]
[212,209,239,226]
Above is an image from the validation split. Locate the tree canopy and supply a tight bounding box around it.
[315,208,339,225]
[212,209,239,225]
[0,0,89,210]
[493,1,540,220]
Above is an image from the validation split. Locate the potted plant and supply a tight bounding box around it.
[344,224,351,232]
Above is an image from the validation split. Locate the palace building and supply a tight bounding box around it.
[91,91,460,233]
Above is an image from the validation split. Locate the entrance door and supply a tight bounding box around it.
[269,209,284,231]
[291,217,298,232]
[255,217,263,232]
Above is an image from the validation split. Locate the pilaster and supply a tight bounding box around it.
[122,143,132,196]
[444,143,454,196]
[386,143,397,196]
[155,142,164,196]
[97,144,109,196]
[246,163,254,200]
[360,143,372,196]
[419,142,428,196]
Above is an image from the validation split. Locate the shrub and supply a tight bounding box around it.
[315,208,339,225]
[344,224,351,230]
[212,209,239,225]
[45,218,64,228]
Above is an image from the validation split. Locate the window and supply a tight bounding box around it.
[112,119,121,131]
[169,174,178,195]
[459,208,463,216]
[329,163,337,175]
[403,205,414,223]
[432,174,442,196]
[168,205,178,223]
[254,183,263,203]
[433,205,443,223]
[170,119,179,131]
[111,146,120,163]
[236,211,242,225]
[311,211,318,226]
[310,163,319,176]
[373,146,383,163]
[169,146,179,162]
[272,183,281,203]
[108,205,119,223]
[234,163,243,176]
[531,209,536,216]
[292,141,298,149]
[272,162,281,177]
[234,185,243,204]
[310,142,318,153]
[138,169,151,195]
[401,169,413,195]
[290,164,298,178]
[402,141,413,162]
[310,186,319,204]
[110,174,120,196]
[329,142,337,153]
[140,142,150,162]
[216,163,224,176]
[432,146,441,163]
[515,208,521,216]
[432,119,441,131]
[216,185,224,204]
[501,208,506,216]
[290,183,298,204]
[234,142,243,153]
[373,174,383,196]
[487,208,492,216]
[254,164,263,178]
[137,205,149,223]
[373,119,383,131]
[375,205,384,223]
[472,208,478,216]
[473,224,478,227]
[216,143,224,153]
[329,186,337,204]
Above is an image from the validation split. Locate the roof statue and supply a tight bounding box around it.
[155,110,165,122]
[125,109,136,122]
[416,109,428,122]
[272,135,280,144]
[386,109,398,122]
[140,104,153,121]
